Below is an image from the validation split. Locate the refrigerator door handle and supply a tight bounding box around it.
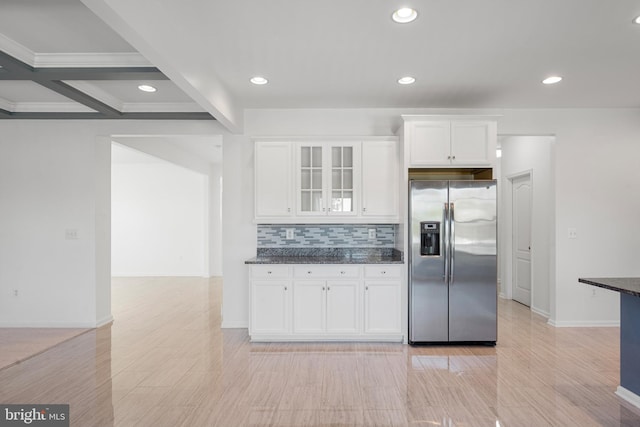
[443,202,449,281]
[450,202,455,283]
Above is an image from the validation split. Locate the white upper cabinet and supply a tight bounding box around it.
[450,121,494,164]
[408,121,451,166]
[405,117,497,167]
[254,141,293,218]
[254,138,399,223]
[296,142,360,217]
[361,140,399,219]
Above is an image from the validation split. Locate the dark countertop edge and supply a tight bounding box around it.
[579,278,640,297]
[245,257,404,265]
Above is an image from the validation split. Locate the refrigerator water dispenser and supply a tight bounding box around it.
[420,221,440,256]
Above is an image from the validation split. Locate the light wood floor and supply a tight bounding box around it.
[0,327,89,370]
[1,277,639,426]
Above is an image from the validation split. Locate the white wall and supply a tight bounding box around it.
[220,134,255,328]
[2,108,638,329]
[111,147,208,277]
[209,163,223,276]
[112,136,224,276]
[499,135,554,318]
[0,119,225,327]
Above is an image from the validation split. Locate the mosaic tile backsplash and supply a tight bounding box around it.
[257,224,397,248]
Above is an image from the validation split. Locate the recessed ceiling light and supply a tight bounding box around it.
[634,15,640,24]
[138,84,157,92]
[392,7,418,24]
[250,76,268,85]
[398,76,416,85]
[542,76,562,85]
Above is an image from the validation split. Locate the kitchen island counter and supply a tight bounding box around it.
[579,277,640,410]
[578,277,640,297]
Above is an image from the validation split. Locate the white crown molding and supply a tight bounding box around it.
[0,33,36,66]
[0,97,15,112]
[0,32,152,68]
[13,102,96,113]
[35,52,152,68]
[122,102,205,113]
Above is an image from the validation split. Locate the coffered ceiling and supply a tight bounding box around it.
[2,0,640,131]
[0,0,212,120]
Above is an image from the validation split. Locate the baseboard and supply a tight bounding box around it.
[531,306,550,318]
[547,319,620,327]
[221,320,249,329]
[250,334,404,343]
[498,292,508,300]
[0,320,97,328]
[96,315,114,327]
[616,386,640,410]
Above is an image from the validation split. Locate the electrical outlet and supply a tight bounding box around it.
[568,228,577,239]
[13,289,18,297]
[285,228,295,240]
[65,229,78,240]
[368,228,376,239]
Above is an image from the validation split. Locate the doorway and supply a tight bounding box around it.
[499,135,554,319]
[511,173,532,306]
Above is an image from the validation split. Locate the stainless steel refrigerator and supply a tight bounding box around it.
[409,180,497,344]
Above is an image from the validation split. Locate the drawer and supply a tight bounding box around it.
[293,265,360,279]
[251,265,290,278]
[364,265,403,278]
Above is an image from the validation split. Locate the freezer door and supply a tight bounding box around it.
[409,180,449,342]
[448,180,497,342]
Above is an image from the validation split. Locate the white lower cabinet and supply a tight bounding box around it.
[363,281,401,335]
[363,265,402,335]
[249,264,402,341]
[325,281,360,333]
[250,280,291,336]
[249,265,291,336]
[293,280,359,335]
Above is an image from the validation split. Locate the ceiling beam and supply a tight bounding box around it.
[0,50,166,80]
[0,111,213,120]
[0,67,168,81]
[0,49,215,121]
[36,79,121,116]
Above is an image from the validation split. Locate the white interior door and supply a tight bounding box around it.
[512,174,532,306]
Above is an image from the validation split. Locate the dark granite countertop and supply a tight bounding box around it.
[245,248,404,265]
[579,278,640,297]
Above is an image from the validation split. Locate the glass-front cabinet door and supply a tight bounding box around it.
[296,142,360,216]
[299,145,324,214]
[330,146,354,214]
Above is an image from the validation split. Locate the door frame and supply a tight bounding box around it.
[502,170,533,305]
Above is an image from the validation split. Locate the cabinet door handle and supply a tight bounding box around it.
[363,207,367,212]
[447,155,451,160]
[452,155,456,160]
[287,207,291,212]
[322,287,325,291]
[267,271,272,274]
[381,271,386,275]
[340,271,346,275]
[284,286,287,291]
[307,271,312,274]
[366,286,369,290]
[327,286,330,291]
